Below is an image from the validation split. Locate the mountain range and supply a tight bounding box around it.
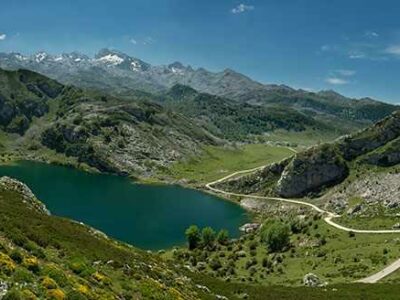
[0,50,399,178]
[0,49,398,130]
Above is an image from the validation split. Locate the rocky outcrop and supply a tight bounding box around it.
[276,145,348,197]
[41,100,219,177]
[323,173,400,212]
[215,160,288,195]
[362,137,400,167]
[0,176,50,215]
[338,111,400,160]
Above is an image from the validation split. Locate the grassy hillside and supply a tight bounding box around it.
[0,69,222,177]
[2,176,400,299]
[218,111,400,198]
[163,85,362,141]
[0,177,202,299]
[158,144,295,184]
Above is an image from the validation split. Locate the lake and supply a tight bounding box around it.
[0,161,248,249]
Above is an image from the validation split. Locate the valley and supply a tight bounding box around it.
[0,54,399,299]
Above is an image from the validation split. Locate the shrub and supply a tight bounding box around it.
[23,257,40,273]
[248,241,258,250]
[261,221,291,252]
[3,289,23,300]
[42,276,58,289]
[0,253,16,275]
[185,225,201,250]
[47,288,66,300]
[10,250,24,264]
[66,290,88,300]
[217,229,229,245]
[41,265,68,287]
[208,258,222,271]
[12,267,34,283]
[201,227,216,250]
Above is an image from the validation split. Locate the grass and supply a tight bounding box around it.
[161,144,295,184]
[335,214,400,230]
[193,273,400,300]
[166,213,400,287]
[265,129,341,148]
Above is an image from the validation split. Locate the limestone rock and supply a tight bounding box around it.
[276,145,348,197]
[303,273,321,287]
[0,176,50,215]
[0,280,8,299]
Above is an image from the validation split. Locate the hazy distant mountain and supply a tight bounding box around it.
[0,49,398,125]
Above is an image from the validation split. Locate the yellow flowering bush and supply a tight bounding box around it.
[47,288,66,300]
[42,276,58,289]
[0,252,16,275]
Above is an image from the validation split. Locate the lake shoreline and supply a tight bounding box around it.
[0,152,251,212]
[0,159,249,250]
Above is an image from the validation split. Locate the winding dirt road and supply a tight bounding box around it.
[205,154,400,282]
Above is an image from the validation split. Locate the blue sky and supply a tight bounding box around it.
[1,0,400,103]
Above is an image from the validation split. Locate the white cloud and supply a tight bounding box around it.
[335,69,356,77]
[320,45,331,52]
[231,4,254,14]
[0,33,6,41]
[325,77,349,85]
[385,45,400,56]
[143,36,155,45]
[364,31,379,38]
[348,51,366,59]
[130,38,137,45]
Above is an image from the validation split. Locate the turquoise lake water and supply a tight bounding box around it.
[0,161,248,249]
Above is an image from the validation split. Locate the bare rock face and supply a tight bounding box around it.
[323,173,400,212]
[0,176,50,215]
[276,145,348,198]
[215,160,288,195]
[338,111,400,160]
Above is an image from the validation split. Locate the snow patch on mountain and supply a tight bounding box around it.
[97,54,124,66]
[35,52,48,63]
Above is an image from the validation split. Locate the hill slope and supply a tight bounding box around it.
[217,111,400,198]
[0,176,201,299]
[0,68,219,176]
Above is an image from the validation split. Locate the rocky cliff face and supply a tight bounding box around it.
[216,160,289,195]
[338,111,400,160]
[276,145,348,197]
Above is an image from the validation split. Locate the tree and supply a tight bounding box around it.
[201,227,216,249]
[185,225,200,250]
[261,222,290,252]
[217,229,229,245]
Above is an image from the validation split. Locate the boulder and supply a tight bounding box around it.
[303,273,321,287]
[0,280,8,299]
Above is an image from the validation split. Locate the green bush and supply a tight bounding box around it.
[201,227,216,250]
[12,267,34,283]
[10,250,24,264]
[185,225,200,250]
[261,221,291,252]
[217,229,229,245]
